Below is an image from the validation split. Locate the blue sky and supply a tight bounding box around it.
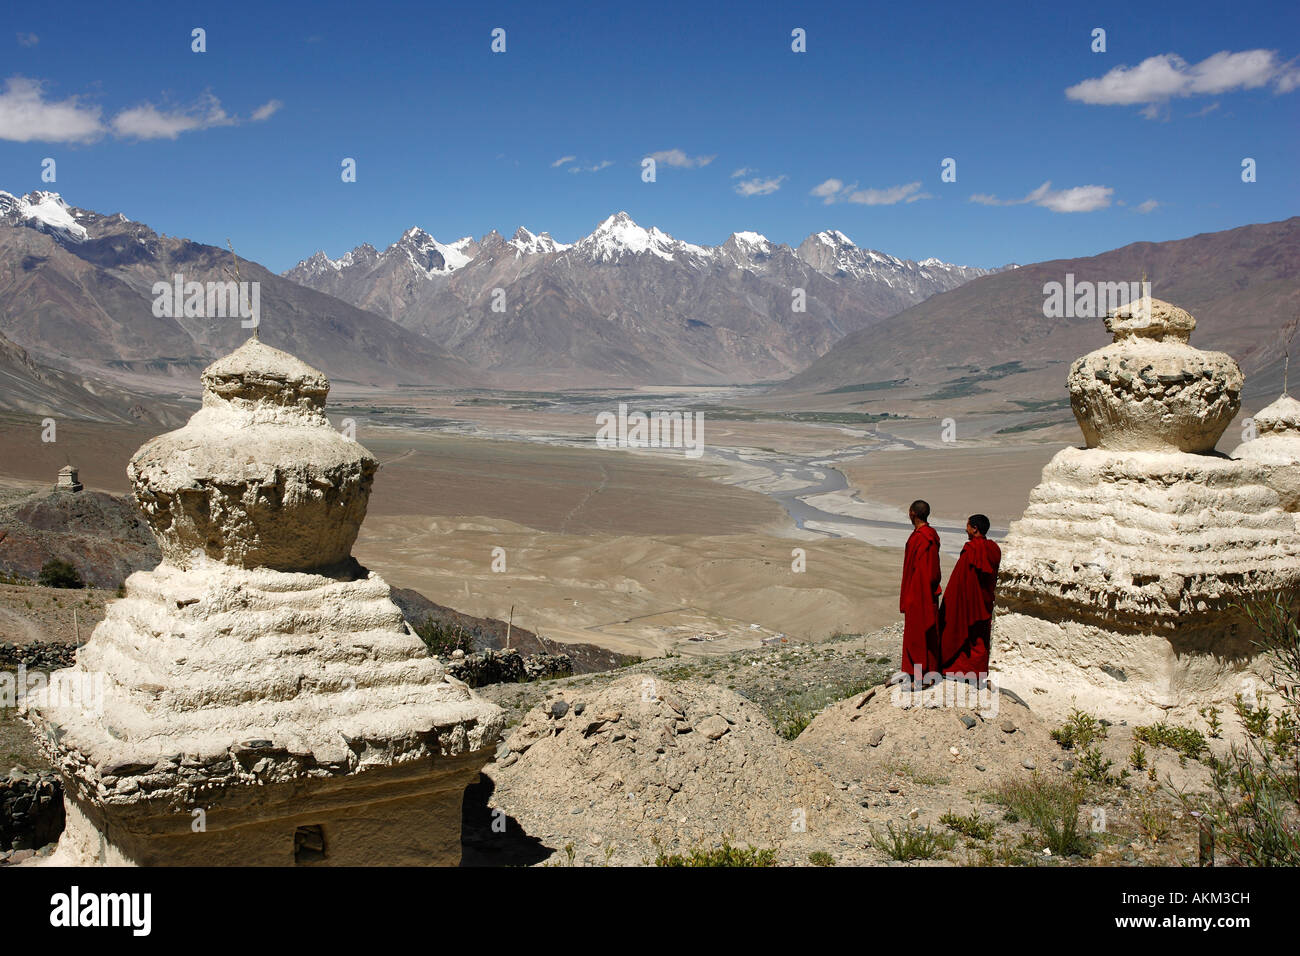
[1,0,1297,272]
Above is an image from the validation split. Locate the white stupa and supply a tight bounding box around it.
[28,338,503,865]
[992,299,1300,725]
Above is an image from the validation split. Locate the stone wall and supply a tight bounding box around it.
[0,768,64,855]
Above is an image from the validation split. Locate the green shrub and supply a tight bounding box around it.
[655,837,777,867]
[37,559,83,589]
[808,851,835,867]
[870,822,956,861]
[1051,709,1106,751]
[1077,746,1127,785]
[1133,722,1207,761]
[1129,743,1149,772]
[1180,592,1300,865]
[411,617,474,657]
[993,774,1091,857]
[940,810,995,841]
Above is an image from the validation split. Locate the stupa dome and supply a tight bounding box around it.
[1068,297,1242,453]
[1232,393,1300,512]
[128,337,376,571]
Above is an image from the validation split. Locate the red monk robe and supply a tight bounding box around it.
[899,524,942,679]
[939,537,1001,678]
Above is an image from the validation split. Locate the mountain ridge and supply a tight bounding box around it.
[286,210,1011,385]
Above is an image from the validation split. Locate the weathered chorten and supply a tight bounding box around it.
[55,465,82,493]
[27,338,503,865]
[992,299,1300,724]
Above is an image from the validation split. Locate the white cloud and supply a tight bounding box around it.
[250,99,282,122]
[810,178,843,199]
[1066,49,1300,113]
[0,77,281,143]
[646,148,715,168]
[970,181,1113,213]
[812,179,931,206]
[551,155,576,167]
[1135,199,1159,214]
[111,92,234,140]
[734,175,786,197]
[567,159,613,174]
[16,32,39,47]
[731,167,753,178]
[0,76,103,143]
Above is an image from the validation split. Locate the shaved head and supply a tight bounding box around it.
[968,514,990,536]
[909,499,931,522]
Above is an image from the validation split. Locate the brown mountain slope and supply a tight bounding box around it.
[778,217,1300,407]
[0,330,187,426]
[0,191,474,390]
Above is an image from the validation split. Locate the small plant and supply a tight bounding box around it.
[1177,593,1300,865]
[37,559,83,589]
[774,706,813,741]
[1199,705,1223,739]
[1134,792,1173,844]
[655,837,777,867]
[870,822,956,861]
[940,810,995,841]
[411,617,474,657]
[993,774,1092,857]
[1052,709,1106,751]
[1234,693,1272,738]
[966,835,1031,867]
[1133,722,1207,762]
[1129,742,1149,772]
[1077,745,1127,785]
[808,850,835,867]
[1270,710,1298,758]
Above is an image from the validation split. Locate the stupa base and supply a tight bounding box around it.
[992,608,1273,728]
[41,754,487,866]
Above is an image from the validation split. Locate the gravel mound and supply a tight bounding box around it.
[487,673,880,865]
[797,680,1065,799]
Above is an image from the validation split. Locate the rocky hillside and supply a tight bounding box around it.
[0,190,473,391]
[286,212,1008,385]
[777,217,1300,406]
[0,486,158,589]
[0,329,186,426]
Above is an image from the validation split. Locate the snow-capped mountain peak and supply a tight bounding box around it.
[816,229,856,248]
[509,226,570,256]
[388,227,474,275]
[0,189,88,242]
[576,212,712,263]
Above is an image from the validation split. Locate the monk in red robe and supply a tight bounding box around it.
[898,499,942,685]
[939,514,1001,681]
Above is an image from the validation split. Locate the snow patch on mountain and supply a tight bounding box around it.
[509,226,570,257]
[395,227,475,276]
[0,190,88,241]
[575,212,713,264]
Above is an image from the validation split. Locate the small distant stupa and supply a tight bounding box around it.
[993,298,1300,725]
[28,337,504,865]
[54,464,82,493]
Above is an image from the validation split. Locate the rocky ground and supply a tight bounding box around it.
[0,581,109,646]
[0,486,158,590]
[468,626,1218,867]
[2,622,1223,866]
